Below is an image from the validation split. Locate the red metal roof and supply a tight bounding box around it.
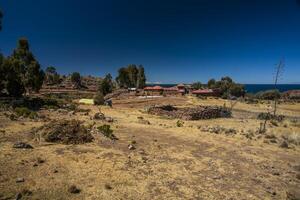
[164,86,178,91]
[192,89,215,94]
[144,86,164,91]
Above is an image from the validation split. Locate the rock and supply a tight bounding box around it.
[16,178,25,183]
[68,185,81,194]
[279,140,289,148]
[13,142,33,149]
[37,157,45,164]
[128,144,136,150]
[104,183,113,190]
[15,193,22,200]
[269,139,277,143]
[93,112,105,120]
[138,119,150,125]
[287,187,300,200]
[105,117,114,123]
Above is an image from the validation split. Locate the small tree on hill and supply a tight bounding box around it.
[71,72,81,88]
[98,73,113,96]
[191,82,202,90]
[207,79,216,89]
[45,66,61,85]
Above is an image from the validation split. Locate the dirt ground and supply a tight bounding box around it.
[0,96,299,200]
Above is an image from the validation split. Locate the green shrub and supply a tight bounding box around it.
[255,89,281,100]
[257,112,284,122]
[97,125,118,140]
[94,92,104,105]
[14,107,37,119]
[176,120,184,127]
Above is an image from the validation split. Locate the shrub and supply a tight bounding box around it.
[94,92,104,105]
[38,120,94,144]
[14,107,37,119]
[176,120,184,127]
[97,124,118,140]
[255,89,281,100]
[257,112,284,122]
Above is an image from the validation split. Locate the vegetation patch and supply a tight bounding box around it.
[257,112,284,122]
[35,120,93,144]
[148,105,231,120]
[97,124,118,140]
[14,107,38,119]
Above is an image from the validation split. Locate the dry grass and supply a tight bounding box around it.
[0,95,299,199]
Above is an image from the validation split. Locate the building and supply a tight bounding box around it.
[163,86,180,96]
[144,86,164,95]
[192,89,220,97]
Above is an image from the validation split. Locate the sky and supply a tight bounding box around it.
[0,0,300,84]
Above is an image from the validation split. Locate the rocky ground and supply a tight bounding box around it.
[0,96,299,200]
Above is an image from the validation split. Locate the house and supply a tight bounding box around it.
[192,89,220,97]
[144,86,164,95]
[163,86,180,96]
[176,84,187,95]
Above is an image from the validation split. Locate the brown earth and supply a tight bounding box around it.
[0,95,299,200]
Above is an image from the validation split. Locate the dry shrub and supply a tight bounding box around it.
[36,120,93,144]
[283,132,300,146]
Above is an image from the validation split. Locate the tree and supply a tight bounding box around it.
[116,67,129,88]
[137,65,146,89]
[71,72,81,87]
[98,73,113,96]
[207,79,216,89]
[191,82,202,90]
[45,66,61,85]
[229,84,245,97]
[11,38,44,93]
[116,64,146,88]
[1,57,25,97]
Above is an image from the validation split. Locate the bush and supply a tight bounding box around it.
[38,120,93,144]
[97,124,118,140]
[255,89,281,100]
[93,92,104,105]
[257,112,284,122]
[14,107,37,119]
[176,120,184,127]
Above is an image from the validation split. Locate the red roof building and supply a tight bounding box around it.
[192,89,219,96]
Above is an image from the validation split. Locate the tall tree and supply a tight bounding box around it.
[116,67,130,88]
[1,57,25,97]
[116,64,146,88]
[137,65,146,89]
[11,38,44,93]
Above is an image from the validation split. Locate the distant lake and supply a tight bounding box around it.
[146,84,300,93]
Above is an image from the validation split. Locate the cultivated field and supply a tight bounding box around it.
[0,96,299,200]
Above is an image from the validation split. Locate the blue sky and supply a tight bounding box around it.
[0,0,300,84]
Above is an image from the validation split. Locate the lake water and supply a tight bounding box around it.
[146,84,300,93]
